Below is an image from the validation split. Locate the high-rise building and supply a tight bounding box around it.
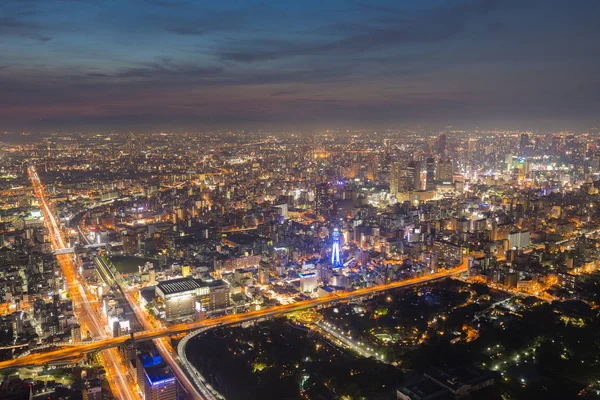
[258,267,270,284]
[565,134,576,150]
[436,159,453,183]
[406,161,421,190]
[504,154,514,171]
[508,230,530,250]
[126,134,136,153]
[299,271,318,293]
[137,353,177,400]
[366,159,377,181]
[551,136,561,155]
[519,133,529,153]
[315,183,332,217]
[436,133,447,156]
[389,162,402,200]
[425,157,435,190]
[433,241,463,267]
[467,139,479,162]
[71,324,81,343]
[11,311,23,340]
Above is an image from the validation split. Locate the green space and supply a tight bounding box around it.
[187,319,400,400]
[108,255,156,274]
[187,279,600,399]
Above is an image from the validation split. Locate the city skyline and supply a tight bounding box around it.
[1,0,600,132]
[2,130,600,399]
[3,1,600,399]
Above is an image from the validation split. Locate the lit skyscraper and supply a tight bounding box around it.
[137,353,176,400]
[436,133,447,156]
[519,133,529,156]
[406,161,421,190]
[436,159,453,183]
[389,162,402,200]
[315,183,332,217]
[425,157,435,191]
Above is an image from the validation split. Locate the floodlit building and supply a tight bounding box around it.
[155,277,230,320]
[299,272,318,293]
[389,162,402,200]
[433,240,463,267]
[507,230,530,250]
[137,353,176,400]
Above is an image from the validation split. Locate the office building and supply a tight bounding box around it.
[315,183,332,217]
[436,159,453,184]
[433,241,463,267]
[507,231,530,250]
[155,277,230,321]
[425,157,435,190]
[436,133,447,156]
[138,353,177,400]
[519,133,529,154]
[299,272,318,293]
[406,161,421,190]
[389,161,402,200]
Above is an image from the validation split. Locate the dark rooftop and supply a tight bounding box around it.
[156,277,201,295]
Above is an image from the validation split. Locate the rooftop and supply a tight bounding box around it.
[156,277,228,295]
[156,277,202,295]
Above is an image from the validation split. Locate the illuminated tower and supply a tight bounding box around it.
[331,228,342,267]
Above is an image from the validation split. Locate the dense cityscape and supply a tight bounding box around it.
[0,129,600,399]
[2,0,600,398]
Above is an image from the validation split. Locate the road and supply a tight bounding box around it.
[20,165,468,397]
[0,260,465,372]
[315,321,376,359]
[93,254,206,400]
[79,198,206,400]
[28,166,139,400]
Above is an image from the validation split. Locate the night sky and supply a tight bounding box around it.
[1,0,599,131]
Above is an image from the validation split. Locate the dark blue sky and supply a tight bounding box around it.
[1,0,599,131]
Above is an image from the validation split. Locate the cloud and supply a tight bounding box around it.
[0,17,53,42]
[0,0,599,131]
[271,90,300,97]
[212,0,536,66]
[106,63,224,80]
[164,26,208,36]
[295,98,338,103]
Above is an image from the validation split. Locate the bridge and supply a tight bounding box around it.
[53,248,74,255]
[52,241,123,255]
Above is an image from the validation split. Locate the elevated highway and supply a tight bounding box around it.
[0,263,465,372]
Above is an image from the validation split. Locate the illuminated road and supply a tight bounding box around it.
[28,166,139,400]
[0,260,465,372]
[315,321,376,359]
[93,254,206,400]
